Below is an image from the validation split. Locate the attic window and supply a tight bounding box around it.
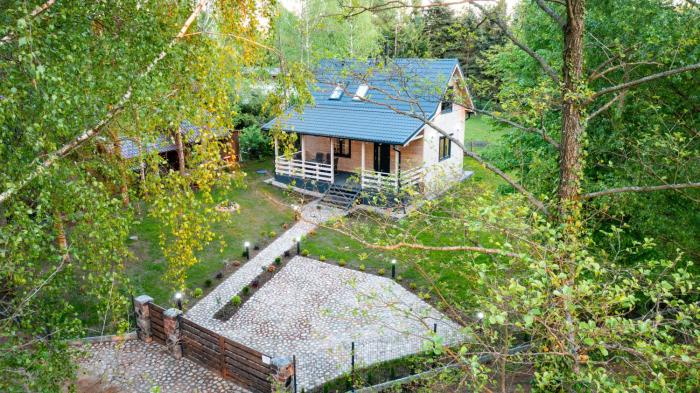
[329,84,344,100]
[352,84,369,101]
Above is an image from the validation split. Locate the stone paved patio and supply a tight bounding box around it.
[203,257,464,390]
[76,339,248,393]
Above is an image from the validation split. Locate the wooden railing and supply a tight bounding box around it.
[275,156,333,183]
[361,166,425,192]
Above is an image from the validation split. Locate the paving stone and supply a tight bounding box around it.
[76,340,248,393]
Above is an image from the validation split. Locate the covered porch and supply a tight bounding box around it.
[274,134,425,193]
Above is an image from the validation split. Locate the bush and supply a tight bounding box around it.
[301,249,310,256]
[267,265,276,273]
[359,264,366,272]
[239,124,271,160]
[377,268,386,276]
[193,288,203,298]
[274,257,282,265]
[396,275,403,281]
[260,230,268,237]
[269,230,277,238]
[204,279,213,288]
[338,259,346,267]
[319,255,327,262]
[242,286,250,295]
[231,295,242,306]
[409,282,417,290]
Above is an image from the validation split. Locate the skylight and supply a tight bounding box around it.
[329,84,344,100]
[352,84,369,101]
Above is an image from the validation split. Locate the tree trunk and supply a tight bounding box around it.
[557,0,587,212]
[174,129,186,176]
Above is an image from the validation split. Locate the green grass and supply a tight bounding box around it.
[126,159,295,305]
[464,114,509,151]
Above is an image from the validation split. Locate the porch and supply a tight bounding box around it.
[273,134,425,193]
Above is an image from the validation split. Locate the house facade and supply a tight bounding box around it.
[263,58,474,202]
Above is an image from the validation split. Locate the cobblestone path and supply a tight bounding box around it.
[76,339,247,393]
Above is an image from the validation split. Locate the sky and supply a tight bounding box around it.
[279,0,522,16]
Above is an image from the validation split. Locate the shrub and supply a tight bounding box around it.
[193,288,203,298]
[319,255,327,262]
[338,259,346,267]
[239,124,270,160]
[231,295,242,306]
[241,250,248,258]
[242,286,250,295]
[254,244,260,250]
[301,249,310,256]
[252,279,260,288]
[284,250,290,257]
[204,279,213,288]
[396,275,403,281]
[215,271,223,279]
[267,265,276,273]
[274,257,282,265]
[260,230,267,237]
[359,264,366,272]
[409,282,417,290]
[269,230,277,238]
[377,268,386,276]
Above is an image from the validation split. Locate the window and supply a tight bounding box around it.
[352,84,369,101]
[438,136,451,161]
[441,86,454,113]
[334,138,351,157]
[329,84,344,100]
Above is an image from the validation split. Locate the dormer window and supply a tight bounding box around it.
[353,84,369,101]
[329,84,344,100]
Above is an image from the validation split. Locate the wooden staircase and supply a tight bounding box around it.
[319,184,361,210]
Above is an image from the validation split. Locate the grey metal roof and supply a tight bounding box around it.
[263,58,462,145]
[119,121,229,159]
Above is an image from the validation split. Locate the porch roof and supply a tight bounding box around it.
[263,106,426,145]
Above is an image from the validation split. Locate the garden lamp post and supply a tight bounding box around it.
[476,311,484,321]
[175,292,183,310]
[244,241,250,260]
[391,259,396,279]
[295,236,301,255]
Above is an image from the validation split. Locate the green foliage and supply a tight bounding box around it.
[377,268,385,276]
[274,257,282,265]
[231,295,242,306]
[319,255,327,261]
[193,288,203,298]
[359,264,366,272]
[301,249,310,256]
[239,125,271,160]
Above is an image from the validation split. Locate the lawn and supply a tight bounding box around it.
[126,159,296,306]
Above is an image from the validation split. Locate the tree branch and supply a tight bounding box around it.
[472,1,560,85]
[1,0,56,45]
[534,0,565,28]
[582,182,700,199]
[588,62,700,102]
[475,108,561,149]
[584,92,623,122]
[0,0,208,206]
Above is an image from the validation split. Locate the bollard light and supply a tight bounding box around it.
[174,292,183,310]
[476,311,484,320]
[244,241,251,260]
[391,259,397,279]
[295,236,301,255]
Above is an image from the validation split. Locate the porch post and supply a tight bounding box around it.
[300,134,306,179]
[395,147,400,192]
[330,137,334,183]
[361,142,365,189]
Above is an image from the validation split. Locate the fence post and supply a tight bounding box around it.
[163,308,183,359]
[271,356,295,392]
[133,295,154,343]
[351,341,355,392]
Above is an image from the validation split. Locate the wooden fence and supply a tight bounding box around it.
[143,302,285,393]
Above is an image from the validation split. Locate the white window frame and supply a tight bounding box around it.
[352,84,369,101]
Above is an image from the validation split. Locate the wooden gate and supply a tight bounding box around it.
[179,317,274,393]
[147,303,166,345]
